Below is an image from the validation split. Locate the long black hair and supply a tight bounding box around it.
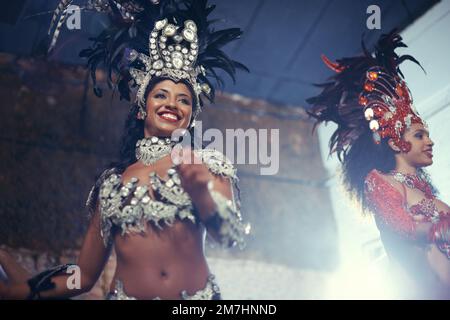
[341,129,437,211]
[340,131,396,211]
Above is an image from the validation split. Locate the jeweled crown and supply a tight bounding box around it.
[358,66,423,149]
[126,18,211,115]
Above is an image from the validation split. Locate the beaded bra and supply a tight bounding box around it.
[88,148,247,248]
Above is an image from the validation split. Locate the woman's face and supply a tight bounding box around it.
[143,79,193,137]
[398,123,434,168]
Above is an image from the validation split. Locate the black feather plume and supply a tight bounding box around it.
[47,0,248,105]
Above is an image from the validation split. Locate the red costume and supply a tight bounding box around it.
[365,169,450,259]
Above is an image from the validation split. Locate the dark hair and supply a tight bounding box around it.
[340,129,437,213]
[340,130,396,212]
[110,103,144,173]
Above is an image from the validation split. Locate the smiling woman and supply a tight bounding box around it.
[0,0,249,300]
[143,79,195,137]
[308,31,450,299]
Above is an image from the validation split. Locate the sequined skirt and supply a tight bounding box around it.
[105,274,221,300]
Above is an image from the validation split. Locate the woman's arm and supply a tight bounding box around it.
[0,206,112,299]
[365,171,433,242]
[176,149,248,247]
[178,164,232,220]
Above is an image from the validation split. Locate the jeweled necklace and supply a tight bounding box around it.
[135,136,175,166]
[390,170,434,199]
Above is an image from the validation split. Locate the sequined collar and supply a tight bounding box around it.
[135,136,175,166]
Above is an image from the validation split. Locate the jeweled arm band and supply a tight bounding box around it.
[205,189,250,249]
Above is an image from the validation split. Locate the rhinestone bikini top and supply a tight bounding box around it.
[92,149,238,246]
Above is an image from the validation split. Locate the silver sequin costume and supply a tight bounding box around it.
[106,274,221,300]
[87,148,248,248]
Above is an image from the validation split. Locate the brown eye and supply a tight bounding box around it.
[155,93,166,99]
[180,98,191,105]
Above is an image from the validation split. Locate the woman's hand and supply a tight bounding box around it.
[176,149,216,217]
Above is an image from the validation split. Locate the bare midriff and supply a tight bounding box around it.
[111,220,210,299]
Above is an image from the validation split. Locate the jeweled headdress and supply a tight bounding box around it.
[125,17,207,118]
[307,30,425,156]
[358,66,423,150]
[47,0,248,123]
